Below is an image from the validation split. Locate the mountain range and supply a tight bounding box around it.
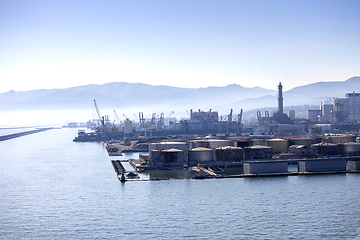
[0,76,359,119]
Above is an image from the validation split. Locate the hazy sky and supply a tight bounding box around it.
[1,0,359,93]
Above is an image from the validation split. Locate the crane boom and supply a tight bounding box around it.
[114,110,120,124]
[94,99,105,129]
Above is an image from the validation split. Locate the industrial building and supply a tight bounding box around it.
[243,161,288,175]
[298,159,347,173]
[307,92,360,123]
[256,83,305,135]
[333,92,360,122]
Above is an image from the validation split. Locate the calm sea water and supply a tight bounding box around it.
[1,128,360,239]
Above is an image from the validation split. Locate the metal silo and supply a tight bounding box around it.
[149,141,188,151]
[251,139,265,146]
[207,139,234,149]
[343,142,360,156]
[149,149,161,164]
[265,138,288,153]
[329,135,356,144]
[188,147,215,166]
[215,146,243,162]
[311,142,339,156]
[244,145,272,160]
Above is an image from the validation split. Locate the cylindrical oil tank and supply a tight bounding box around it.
[342,142,360,156]
[149,149,161,164]
[236,139,250,148]
[124,119,133,138]
[188,140,207,149]
[149,142,188,151]
[250,139,265,146]
[215,146,243,162]
[160,149,186,164]
[265,138,288,153]
[289,137,316,146]
[311,142,339,156]
[244,145,272,160]
[329,135,356,144]
[207,139,234,149]
[188,147,215,164]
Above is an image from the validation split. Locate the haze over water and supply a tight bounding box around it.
[1,128,360,239]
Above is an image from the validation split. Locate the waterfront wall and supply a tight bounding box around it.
[298,159,347,173]
[243,161,288,175]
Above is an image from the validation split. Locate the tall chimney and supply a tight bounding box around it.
[278,82,283,114]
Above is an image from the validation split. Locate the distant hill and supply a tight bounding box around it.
[213,76,360,113]
[0,82,276,112]
[0,76,359,119]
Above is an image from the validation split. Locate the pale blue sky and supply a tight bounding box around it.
[0,0,359,93]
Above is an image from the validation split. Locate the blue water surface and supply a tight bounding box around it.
[0,128,359,239]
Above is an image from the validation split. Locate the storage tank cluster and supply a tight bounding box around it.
[150,139,241,166]
[148,135,360,167]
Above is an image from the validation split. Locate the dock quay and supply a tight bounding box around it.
[111,160,139,181]
[0,128,54,141]
[113,156,360,182]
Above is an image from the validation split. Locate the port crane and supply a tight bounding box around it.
[114,110,121,124]
[237,109,243,133]
[94,99,105,130]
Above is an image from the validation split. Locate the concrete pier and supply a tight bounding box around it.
[0,128,53,141]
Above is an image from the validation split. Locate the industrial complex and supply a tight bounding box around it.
[72,83,360,181]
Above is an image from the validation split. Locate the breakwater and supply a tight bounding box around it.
[0,128,53,141]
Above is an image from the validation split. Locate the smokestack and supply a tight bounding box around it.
[278,82,283,114]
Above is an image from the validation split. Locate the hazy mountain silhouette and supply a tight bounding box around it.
[213,76,360,113]
[0,76,359,117]
[0,83,276,111]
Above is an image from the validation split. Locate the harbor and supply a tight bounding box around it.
[69,83,360,182]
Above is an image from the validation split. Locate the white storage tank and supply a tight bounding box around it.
[265,138,288,153]
[188,147,215,165]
